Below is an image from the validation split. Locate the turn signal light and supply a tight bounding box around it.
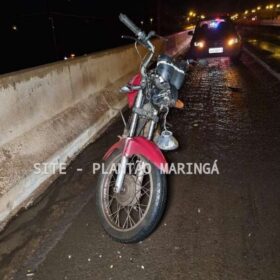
[228,38,238,46]
[175,99,184,109]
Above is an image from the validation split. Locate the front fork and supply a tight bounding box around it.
[115,90,156,193]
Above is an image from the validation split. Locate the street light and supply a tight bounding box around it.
[257,6,261,10]
[11,25,18,31]
[244,10,249,15]
[231,13,239,20]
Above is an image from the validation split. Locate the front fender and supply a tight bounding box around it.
[103,137,168,173]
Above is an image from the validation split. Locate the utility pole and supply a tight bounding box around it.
[157,0,161,34]
[49,16,58,60]
[46,0,59,60]
[235,0,242,13]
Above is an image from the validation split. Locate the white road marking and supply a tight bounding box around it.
[243,47,280,82]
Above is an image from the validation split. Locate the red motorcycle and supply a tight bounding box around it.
[96,14,187,243]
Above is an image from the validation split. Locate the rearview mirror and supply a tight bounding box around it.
[188,30,194,36]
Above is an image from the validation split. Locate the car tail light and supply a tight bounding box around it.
[228,38,239,46]
[194,41,205,48]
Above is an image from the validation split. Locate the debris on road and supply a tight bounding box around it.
[227,86,242,92]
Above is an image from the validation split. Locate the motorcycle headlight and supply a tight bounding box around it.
[154,75,169,90]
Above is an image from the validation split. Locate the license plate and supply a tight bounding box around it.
[209,47,223,54]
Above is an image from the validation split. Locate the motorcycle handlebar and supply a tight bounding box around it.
[119,13,142,37]
[119,13,155,75]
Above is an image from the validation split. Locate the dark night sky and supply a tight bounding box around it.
[0,0,268,74]
[1,0,268,19]
[183,0,264,13]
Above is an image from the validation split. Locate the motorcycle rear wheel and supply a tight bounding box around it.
[96,150,167,243]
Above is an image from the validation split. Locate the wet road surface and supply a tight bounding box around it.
[1,52,280,280]
[242,26,280,72]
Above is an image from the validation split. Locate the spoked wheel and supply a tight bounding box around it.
[96,150,166,243]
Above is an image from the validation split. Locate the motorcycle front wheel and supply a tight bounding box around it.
[96,150,167,243]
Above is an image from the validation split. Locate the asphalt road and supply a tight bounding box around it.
[1,51,280,280]
[242,25,280,72]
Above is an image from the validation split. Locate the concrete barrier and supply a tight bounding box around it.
[240,19,280,27]
[260,19,280,26]
[0,31,190,230]
[165,31,192,57]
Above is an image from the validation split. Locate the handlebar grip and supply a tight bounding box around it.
[119,13,141,36]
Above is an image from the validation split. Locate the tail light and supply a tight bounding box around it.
[194,41,205,48]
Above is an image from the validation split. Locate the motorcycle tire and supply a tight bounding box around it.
[96,150,167,243]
